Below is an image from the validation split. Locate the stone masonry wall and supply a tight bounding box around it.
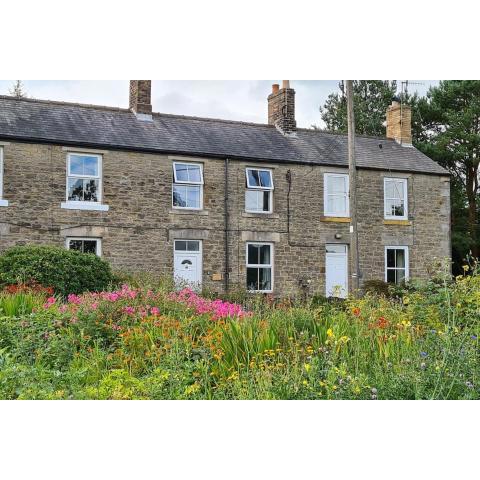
[0,140,450,298]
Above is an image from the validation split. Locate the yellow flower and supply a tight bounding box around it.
[302,380,308,386]
[403,296,410,305]
[304,363,311,373]
[327,328,334,338]
[462,265,469,272]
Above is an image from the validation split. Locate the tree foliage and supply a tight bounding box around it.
[319,80,397,136]
[8,80,27,98]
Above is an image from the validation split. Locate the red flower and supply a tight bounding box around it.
[377,316,389,329]
[352,307,361,317]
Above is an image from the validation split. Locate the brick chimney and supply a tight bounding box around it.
[129,80,152,118]
[386,99,412,145]
[268,80,296,135]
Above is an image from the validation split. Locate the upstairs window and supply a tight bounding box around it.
[245,168,273,213]
[66,237,101,256]
[67,153,102,203]
[246,242,273,292]
[172,162,204,209]
[385,246,409,284]
[324,173,349,217]
[384,178,408,219]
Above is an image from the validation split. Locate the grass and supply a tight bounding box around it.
[0,271,478,399]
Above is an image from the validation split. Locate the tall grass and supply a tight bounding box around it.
[0,292,42,316]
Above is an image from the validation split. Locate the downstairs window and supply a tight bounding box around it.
[246,242,273,292]
[66,238,102,256]
[385,246,409,284]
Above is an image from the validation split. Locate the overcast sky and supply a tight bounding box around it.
[0,80,438,129]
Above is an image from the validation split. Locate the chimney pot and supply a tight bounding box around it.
[282,80,290,89]
[272,84,280,94]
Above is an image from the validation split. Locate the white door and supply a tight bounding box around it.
[174,240,202,289]
[325,244,348,298]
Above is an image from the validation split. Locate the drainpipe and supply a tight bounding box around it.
[224,158,230,292]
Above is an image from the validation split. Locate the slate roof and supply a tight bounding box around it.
[0,95,447,175]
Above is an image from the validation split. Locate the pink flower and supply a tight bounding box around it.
[67,294,81,304]
[59,305,68,313]
[123,306,135,315]
[43,296,56,309]
[91,302,98,310]
[150,307,160,316]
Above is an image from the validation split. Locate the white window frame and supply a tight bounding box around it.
[174,239,202,253]
[61,153,109,211]
[172,162,204,210]
[324,173,349,217]
[245,168,274,214]
[66,237,102,256]
[0,147,8,207]
[384,177,408,220]
[385,246,409,284]
[246,242,274,293]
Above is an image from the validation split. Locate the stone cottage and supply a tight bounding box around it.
[0,81,450,297]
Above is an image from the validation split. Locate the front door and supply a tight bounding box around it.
[325,244,348,298]
[174,240,202,289]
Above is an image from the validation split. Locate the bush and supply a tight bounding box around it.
[362,279,391,297]
[0,245,113,296]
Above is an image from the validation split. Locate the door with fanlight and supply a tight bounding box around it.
[173,240,202,289]
[325,244,348,298]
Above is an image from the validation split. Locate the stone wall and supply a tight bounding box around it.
[0,140,451,297]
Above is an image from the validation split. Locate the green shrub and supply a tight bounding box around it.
[0,245,113,296]
[362,279,391,297]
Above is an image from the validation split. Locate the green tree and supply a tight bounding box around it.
[319,80,397,135]
[412,81,480,260]
[9,80,27,98]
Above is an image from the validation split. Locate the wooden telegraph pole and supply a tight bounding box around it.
[346,80,360,295]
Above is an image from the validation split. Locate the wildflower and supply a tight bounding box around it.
[91,302,98,310]
[43,296,56,309]
[471,335,478,340]
[67,294,81,304]
[304,363,311,373]
[326,328,334,338]
[59,305,68,313]
[302,380,308,386]
[123,306,135,315]
[377,317,389,329]
[462,265,469,272]
[371,387,377,395]
[465,381,474,389]
[150,307,160,316]
[420,362,426,369]
[420,352,428,358]
[352,307,361,317]
[403,296,410,305]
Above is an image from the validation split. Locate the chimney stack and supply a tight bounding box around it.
[129,80,152,118]
[386,99,412,145]
[268,80,296,136]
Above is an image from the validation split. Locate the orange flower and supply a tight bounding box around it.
[352,307,361,317]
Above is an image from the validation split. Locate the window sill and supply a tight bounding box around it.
[169,209,209,216]
[61,202,109,212]
[383,219,411,226]
[321,216,351,223]
[0,199,9,207]
[242,212,279,219]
